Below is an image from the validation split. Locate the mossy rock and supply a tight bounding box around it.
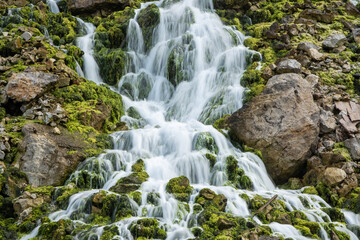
[137,4,160,51]
[37,219,74,240]
[225,155,253,190]
[132,159,145,172]
[165,176,193,201]
[129,218,166,239]
[95,48,125,86]
[195,188,227,212]
[322,207,345,222]
[193,132,219,154]
[110,172,149,194]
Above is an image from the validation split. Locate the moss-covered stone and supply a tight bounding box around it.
[131,159,145,173]
[129,218,166,239]
[195,188,227,212]
[137,4,160,51]
[165,176,193,201]
[225,155,253,190]
[110,172,149,194]
[193,132,219,154]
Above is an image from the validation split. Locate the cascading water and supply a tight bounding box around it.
[76,18,103,84]
[22,0,360,239]
[46,0,60,14]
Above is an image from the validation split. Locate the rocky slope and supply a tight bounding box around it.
[0,0,359,239]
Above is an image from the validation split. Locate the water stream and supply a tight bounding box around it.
[21,0,360,239]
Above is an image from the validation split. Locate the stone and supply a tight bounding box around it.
[276,59,302,74]
[344,138,360,160]
[213,0,250,10]
[228,74,319,184]
[0,150,4,160]
[299,9,334,23]
[322,167,347,186]
[339,114,358,134]
[68,0,131,16]
[297,42,320,52]
[322,34,347,50]
[319,110,337,134]
[352,28,360,43]
[217,217,235,230]
[4,72,59,104]
[53,127,61,135]
[305,74,319,88]
[345,1,360,17]
[18,123,92,187]
[21,32,32,41]
[307,48,323,61]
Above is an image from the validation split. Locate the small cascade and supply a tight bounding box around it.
[46,0,60,14]
[21,0,360,239]
[76,18,103,84]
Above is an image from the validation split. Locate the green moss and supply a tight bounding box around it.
[322,208,345,222]
[100,225,119,240]
[166,176,193,201]
[95,48,125,86]
[205,153,217,168]
[24,186,54,197]
[137,4,160,51]
[131,159,145,172]
[302,186,319,195]
[333,142,352,162]
[37,219,73,240]
[213,114,230,131]
[225,155,253,190]
[193,132,219,154]
[129,218,166,239]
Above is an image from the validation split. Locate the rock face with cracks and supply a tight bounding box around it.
[228,73,320,184]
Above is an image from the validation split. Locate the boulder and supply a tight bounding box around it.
[322,34,347,50]
[166,176,193,201]
[299,9,334,23]
[344,138,360,160]
[297,42,321,52]
[68,0,131,16]
[228,73,320,184]
[18,123,92,187]
[4,71,58,104]
[276,59,302,74]
[322,167,347,186]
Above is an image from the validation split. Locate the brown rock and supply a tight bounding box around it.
[68,0,131,16]
[322,167,347,186]
[299,9,334,23]
[228,74,319,184]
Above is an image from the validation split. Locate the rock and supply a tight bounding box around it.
[4,72,59,104]
[21,32,32,41]
[345,1,360,17]
[344,138,360,160]
[137,4,160,51]
[0,150,4,160]
[299,9,334,23]
[319,110,337,134]
[305,74,319,88]
[228,74,319,184]
[217,217,235,230]
[213,0,250,11]
[13,191,51,217]
[322,167,347,186]
[110,172,149,194]
[307,48,323,61]
[68,0,131,16]
[297,42,320,52]
[352,28,360,43]
[53,127,61,135]
[322,34,347,50]
[276,59,302,74]
[196,188,227,212]
[18,123,92,187]
[7,0,27,7]
[165,176,193,201]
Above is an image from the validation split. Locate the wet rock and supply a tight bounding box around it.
[110,172,149,194]
[129,218,167,240]
[4,71,58,104]
[322,167,347,186]
[299,9,334,23]
[18,123,92,187]
[137,4,160,51]
[166,176,193,201]
[228,74,319,184]
[196,188,227,212]
[276,59,301,74]
[319,110,337,134]
[344,138,360,160]
[322,34,347,50]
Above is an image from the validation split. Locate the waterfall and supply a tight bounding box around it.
[76,18,103,84]
[22,0,360,239]
[46,0,60,14]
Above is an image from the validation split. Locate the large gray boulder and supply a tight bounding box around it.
[228,73,320,184]
[17,123,91,187]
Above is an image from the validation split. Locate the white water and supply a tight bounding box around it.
[76,18,103,84]
[21,0,360,239]
[47,0,60,14]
